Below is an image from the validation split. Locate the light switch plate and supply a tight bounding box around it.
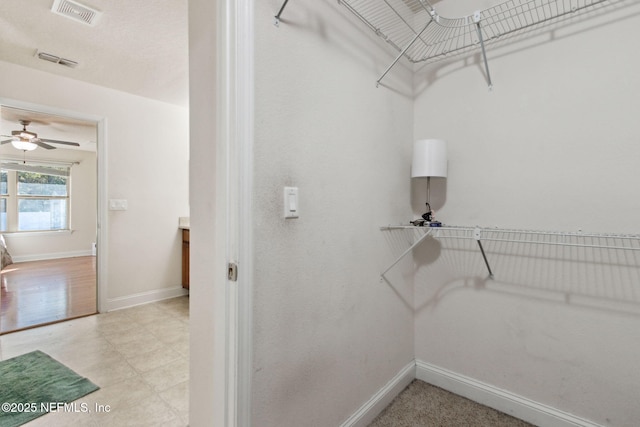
[109,199,128,211]
[284,187,298,218]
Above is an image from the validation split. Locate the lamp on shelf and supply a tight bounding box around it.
[411,138,447,224]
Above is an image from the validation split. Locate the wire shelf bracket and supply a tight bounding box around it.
[474,227,494,279]
[339,0,622,87]
[380,228,432,278]
[377,19,433,87]
[274,0,291,27]
[379,226,494,279]
[473,11,493,90]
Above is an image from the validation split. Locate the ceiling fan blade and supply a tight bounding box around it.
[34,140,56,150]
[1,139,14,145]
[39,138,81,147]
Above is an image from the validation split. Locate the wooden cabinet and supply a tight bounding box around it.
[182,229,189,289]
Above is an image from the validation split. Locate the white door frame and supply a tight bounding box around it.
[221,0,254,423]
[188,0,253,425]
[0,96,107,314]
[234,0,254,424]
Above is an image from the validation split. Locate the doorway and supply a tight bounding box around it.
[0,104,99,334]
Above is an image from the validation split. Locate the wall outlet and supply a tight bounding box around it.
[109,199,128,211]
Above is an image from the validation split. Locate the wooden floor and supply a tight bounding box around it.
[0,256,97,334]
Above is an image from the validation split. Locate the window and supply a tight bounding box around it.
[0,162,71,232]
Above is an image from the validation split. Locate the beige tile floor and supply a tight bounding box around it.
[0,296,189,427]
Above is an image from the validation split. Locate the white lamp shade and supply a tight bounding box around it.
[411,139,447,178]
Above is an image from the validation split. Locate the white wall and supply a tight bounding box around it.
[0,144,97,261]
[189,1,640,425]
[412,2,640,426]
[251,1,415,425]
[0,60,189,307]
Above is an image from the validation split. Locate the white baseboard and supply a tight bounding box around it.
[341,359,602,427]
[415,360,602,427]
[11,250,93,263]
[340,361,415,427]
[106,286,189,312]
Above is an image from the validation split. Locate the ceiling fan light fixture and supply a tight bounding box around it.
[11,139,38,151]
[12,130,37,139]
[4,119,83,151]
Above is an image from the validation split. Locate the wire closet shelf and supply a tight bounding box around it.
[379,225,640,279]
[380,225,640,251]
[338,0,620,85]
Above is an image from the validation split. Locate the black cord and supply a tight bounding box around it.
[411,203,434,226]
[421,202,432,221]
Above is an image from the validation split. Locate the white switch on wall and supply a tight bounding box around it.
[284,187,298,219]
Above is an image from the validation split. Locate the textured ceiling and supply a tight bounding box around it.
[0,0,189,107]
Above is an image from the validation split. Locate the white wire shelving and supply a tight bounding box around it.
[275,0,624,87]
[379,225,640,279]
[339,0,622,87]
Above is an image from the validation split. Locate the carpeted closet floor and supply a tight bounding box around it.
[369,380,535,427]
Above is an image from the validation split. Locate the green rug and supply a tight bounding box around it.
[0,350,99,427]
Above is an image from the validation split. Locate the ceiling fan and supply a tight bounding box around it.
[1,120,81,151]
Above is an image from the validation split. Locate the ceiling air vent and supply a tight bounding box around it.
[36,50,79,68]
[51,0,101,26]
